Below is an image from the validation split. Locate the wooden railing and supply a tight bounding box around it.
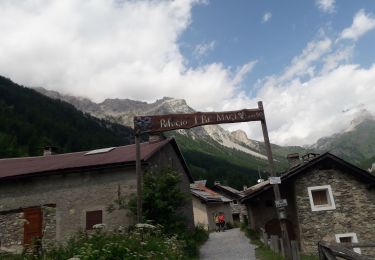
[318,241,375,260]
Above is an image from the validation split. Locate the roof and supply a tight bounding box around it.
[191,182,232,204]
[0,137,193,182]
[212,184,244,199]
[241,152,375,202]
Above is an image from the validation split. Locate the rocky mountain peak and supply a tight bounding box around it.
[231,129,249,142]
[346,109,374,132]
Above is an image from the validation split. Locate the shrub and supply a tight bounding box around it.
[20,226,186,260]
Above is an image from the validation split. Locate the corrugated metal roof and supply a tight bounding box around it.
[0,138,172,180]
[191,182,231,203]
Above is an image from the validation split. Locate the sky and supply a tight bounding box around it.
[1,0,375,146]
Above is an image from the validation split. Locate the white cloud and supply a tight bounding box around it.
[262,12,272,23]
[1,1,375,147]
[340,9,375,41]
[193,41,215,59]
[316,0,335,13]
[278,38,332,83]
[0,0,253,110]
[222,11,375,146]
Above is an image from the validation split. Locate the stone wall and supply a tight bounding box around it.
[206,203,233,231]
[0,141,194,249]
[294,168,375,256]
[191,196,209,229]
[41,205,57,249]
[0,211,24,253]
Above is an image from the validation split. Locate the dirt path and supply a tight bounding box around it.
[199,228,257,260]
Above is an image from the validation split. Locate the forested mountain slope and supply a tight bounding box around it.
[0,76,133,158]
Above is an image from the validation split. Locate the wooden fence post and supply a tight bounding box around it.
[262,231,268,245]
[271,235,280,253]
[280,238,286,257]
[291,240,301,260]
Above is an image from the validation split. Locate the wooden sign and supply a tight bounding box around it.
[134,108,264,134]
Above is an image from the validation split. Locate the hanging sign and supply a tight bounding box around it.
[269,177,281,184]
[275,199,288,208]
[134,108,264,134]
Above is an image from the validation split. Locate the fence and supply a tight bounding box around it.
[260,229,301,260]
[318,241,375,260]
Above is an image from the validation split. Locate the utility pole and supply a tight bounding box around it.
[258,101,291,259]
[135,131,143,223]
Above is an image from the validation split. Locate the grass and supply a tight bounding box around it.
[241,226,318,260]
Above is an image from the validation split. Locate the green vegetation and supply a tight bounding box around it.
[129,168,189,235]
[241,227,318,260]
[172,132,267,189]
[1,226,205,260]
[0,75,133,158]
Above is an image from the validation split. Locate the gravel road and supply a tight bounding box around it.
[199,228,257,260]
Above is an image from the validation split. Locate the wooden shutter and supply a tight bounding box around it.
[312,190,328,206]
[23,207,43,245]
[86,210,102,230]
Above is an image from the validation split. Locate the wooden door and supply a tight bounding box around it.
[23,207,43,245]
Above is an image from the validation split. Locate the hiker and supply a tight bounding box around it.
[218,212,225,232]
[214,213,220,232]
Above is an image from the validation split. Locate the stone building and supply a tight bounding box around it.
[212,182,248,225]
[190,181,233,231]
[0,137,194,253]
[241,152,375,256]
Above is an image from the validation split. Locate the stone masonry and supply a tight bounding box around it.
[294,168,375,256]
[0,211,24,253]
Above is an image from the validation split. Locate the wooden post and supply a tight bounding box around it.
[291,240,301,260]
[280,238,286,257]
[271,235,280,253]
[258,101,291,260]
[135,132,143,223]
[262,231,268,244]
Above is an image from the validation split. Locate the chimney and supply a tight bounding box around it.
[302,153,320,162]
[43,146,57,156]
[214,181,220,186]
[243,185,248,191]
[287,153,300,168]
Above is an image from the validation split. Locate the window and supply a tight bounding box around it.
[86,210,103,230]
[233,200,238,205]
[335,233,361,254]
[307,185,336,211]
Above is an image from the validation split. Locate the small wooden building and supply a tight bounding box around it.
[0,138,194,253]
[241,152,375,256]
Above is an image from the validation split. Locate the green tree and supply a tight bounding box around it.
[130,168,188,234]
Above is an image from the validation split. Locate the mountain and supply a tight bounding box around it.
[312,110,375,166]
[0,76,133,158]
[35,88,277,159]
[35,87,312,188]
[34,87,375,186]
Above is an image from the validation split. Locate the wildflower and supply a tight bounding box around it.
[93,223,106,230]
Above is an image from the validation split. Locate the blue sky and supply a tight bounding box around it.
[180,0,375,94]
[0,0,375,145]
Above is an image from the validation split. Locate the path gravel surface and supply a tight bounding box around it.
[199,228,257,260]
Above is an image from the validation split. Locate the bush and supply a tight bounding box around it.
[20,225,186,260]
[178,225,209,259]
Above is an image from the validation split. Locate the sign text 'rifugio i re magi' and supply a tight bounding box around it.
[134,108,264,134]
